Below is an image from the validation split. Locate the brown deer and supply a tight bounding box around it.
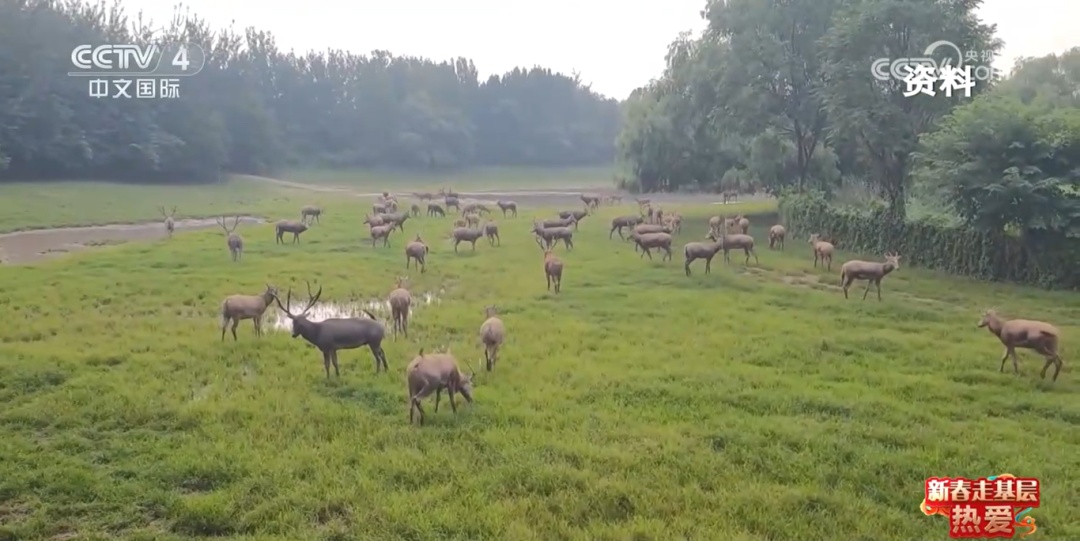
[216,216,243,261]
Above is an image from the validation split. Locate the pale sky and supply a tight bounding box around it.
[118,0,1077,100]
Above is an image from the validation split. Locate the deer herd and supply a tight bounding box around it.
[158,188,1066,426]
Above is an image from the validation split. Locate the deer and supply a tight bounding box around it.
[558,209,588,230]
[427,203,445,217]
[538,215,576,229]
[683,231,725,276]
[666,211,683,233]
[809,234,835,271]
[722,190,738,204]
[712,230,759,265]
[369,223,394,248]
[220,284,278,341]
[532,221,574,250]
[406,347,476,426]
[452,227,484,252]
[216,216,243,261]
[439,187,459,198]
[413,191,435,201]
[483,221,500,246]
[629,231,673,261]
[444,196,460,211]
[275,220,308,244]
[839,253,901,301]
[410,203,421,217]
[581,193,601,209]
[736,215,750,234]
[769,225,786,250]
[544,249,563,293]
[363,214,385,228]
[464,213,481,228]
[379,212,410,233]
[373,202,389,215]
[605,195,623,205]
[977,309,1064,382]
[628,223,672,252]
[479,305,505,371]
[497,200,518,217]
[388,276,412,340]
[406,234,428,273]
[273,281,389,376]
[635,197,651,208]
[300,205,322,224]
[609,215,644,239]
[708,216,722,234]
[157,206,176,237]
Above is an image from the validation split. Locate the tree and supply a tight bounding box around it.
[995,47,1080,108]
[819,0,1001,219]
[0,0,623,183]
[705,0,840,190]
[914,95,1080,234]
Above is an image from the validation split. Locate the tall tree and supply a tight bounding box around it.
[819,0,1001,219]
[706,0,839,190]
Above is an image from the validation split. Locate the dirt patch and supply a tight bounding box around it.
[0,217,265,265]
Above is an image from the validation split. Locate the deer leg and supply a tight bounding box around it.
[331,351,340,377]
[752,249,759,264]
[1052,354,1062,381]
[826,257,832,272]
[861,280,872,300]
[434,388,441,412]
[555,276,561,293]
[383,236,390,247]
[322,351,331,378]
[566,238,573,250]
[813,254,818,268]
[454,240,460,253]
[230,319,239,341]
[546,273,551,291]
[1010,348,1021,374]
[685,259,692,276]
[221,317,230,341]
[293,233,299,244]
[843,279,851,299]
[998,349,1009,372]
[420,258,425,274]
[496,233,500,246]
[664,247,671,261]
[411,384,435,425]
[403,313,408,338]
[448,388,458,413]
[876,280,882,301]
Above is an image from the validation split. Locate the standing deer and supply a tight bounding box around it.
[479,305,505,372]
[544,249,563,293]
[157,206,176,237]
[388,276,411,340]
[769,225,786,250]
[406,235,428,273]
[406,348,476,426]
[275,220,308,244]
[839,253,901,301]
[216,216,243,261]
[273,281,390,376]
[978,309,1064,382]
[497,200,518,217]
[809,234,835,271]
[220,284,278,341]
[483,221,500,246]
[301,205,322,224]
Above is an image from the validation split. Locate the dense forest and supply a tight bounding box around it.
[615,0,1080,287]
[0,0,622,182]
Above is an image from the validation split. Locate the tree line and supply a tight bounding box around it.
[0,0,622,182]
[617,0,1080,239]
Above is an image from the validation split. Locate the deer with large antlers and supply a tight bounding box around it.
[216,216,243,261]
[157,206,176,237]
[273,281,389,377]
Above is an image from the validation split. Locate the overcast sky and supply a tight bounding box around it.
[119,0,1077,99]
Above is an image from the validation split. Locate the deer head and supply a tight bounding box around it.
[273,280,322,338]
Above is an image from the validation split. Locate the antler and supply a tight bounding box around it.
[169,206,177,217]
[215,216,229,232]
[230,216,240,232]
[300,280,322,315]
[273,287,294,317]
[157,206,168,217]
[463,358,477,379]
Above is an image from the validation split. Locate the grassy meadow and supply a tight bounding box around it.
[281,166,616,192]
[0,172,1078,541]
[0,178,299,233]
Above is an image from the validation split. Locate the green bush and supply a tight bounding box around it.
[779,192,1080,290]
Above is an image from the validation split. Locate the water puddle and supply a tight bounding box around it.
[268,291,442,331]
[0,216,265,264]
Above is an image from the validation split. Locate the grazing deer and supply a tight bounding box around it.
[216,216,243,261]
[301,205,322,224]
[220,284,278,341]
[273,281,390,377]
[157,206,176,237]
[275,220,308,244]
[406,348,476,426]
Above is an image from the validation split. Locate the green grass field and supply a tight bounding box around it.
[281,166,616,192]
[0,173,1078,541]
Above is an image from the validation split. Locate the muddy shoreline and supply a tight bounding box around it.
[0,216,265,265]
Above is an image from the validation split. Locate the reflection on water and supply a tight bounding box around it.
[267,291,441,330]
